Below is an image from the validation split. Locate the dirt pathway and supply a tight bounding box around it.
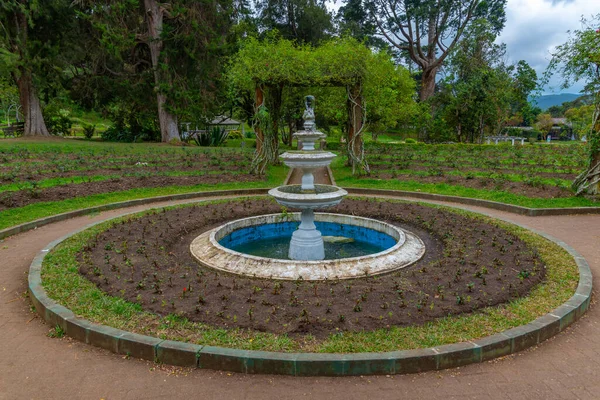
[0,196,598,400]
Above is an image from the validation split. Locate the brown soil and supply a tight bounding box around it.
[367,172,571,199]
[0,174,262,210]
[78,198,544,339]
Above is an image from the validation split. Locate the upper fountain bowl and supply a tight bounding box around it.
[268,184,348,210]
[279,151,336,170]
[293,130,326,151]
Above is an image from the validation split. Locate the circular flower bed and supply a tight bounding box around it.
[42,197,578,353]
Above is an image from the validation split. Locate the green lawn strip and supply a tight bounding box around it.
[41,199,578,353]
[366,167,573,187]
[0,165,286,230]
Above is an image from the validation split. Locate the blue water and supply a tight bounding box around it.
[219,221,397,260]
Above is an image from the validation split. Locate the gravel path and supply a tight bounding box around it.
[0,195,598,400]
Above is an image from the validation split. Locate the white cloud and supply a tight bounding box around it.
[497,0,600,94]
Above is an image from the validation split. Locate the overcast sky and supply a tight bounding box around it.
[496,0,598,94]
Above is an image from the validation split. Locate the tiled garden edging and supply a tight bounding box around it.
[346,188,600,216]
[27,195,593,376]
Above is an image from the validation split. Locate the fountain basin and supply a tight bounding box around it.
[190,213,426,280]
[268,184,348,210]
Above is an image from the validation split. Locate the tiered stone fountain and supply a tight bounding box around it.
[190,96,426,281]
[268,95,348,260]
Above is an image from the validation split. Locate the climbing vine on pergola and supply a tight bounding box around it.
[229,36,372,175]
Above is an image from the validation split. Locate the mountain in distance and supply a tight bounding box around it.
[532,93,582,110]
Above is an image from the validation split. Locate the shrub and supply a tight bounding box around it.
[405,138,417,144]
[228,130,243,140]
[193,127,228,147]
[82,124,96,139]
[193,131,212,146]
[44,106,72,136]
[210,127,229,146]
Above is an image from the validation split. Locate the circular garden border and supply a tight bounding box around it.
[25,191,593,376]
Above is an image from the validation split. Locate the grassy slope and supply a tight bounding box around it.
[331,157,598,209]
[0,139,284,230]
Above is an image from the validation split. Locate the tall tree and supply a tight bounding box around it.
[547,15,600,196]
[0,1,75,136]
[511,60,538,114]
[336,0,386,49]
[255,0,333,45]
[76,0,233,142]
[435,20,515,142]
[366,0,507,101]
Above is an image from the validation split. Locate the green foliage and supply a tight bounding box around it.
[82,124,96,139]
[433,20,536,143]
[43,104,72,136]
[547,15,600,195]
[229,34,417,143]
[255,0,333,46]
[193,127,229,147]
[73,0,234,142]
[100,102,159,143]
[566,105,595,139]
[336,0,387,49]
[229,35,370,90]
[366,0,507,100]
[534,114,554,137]
[227,130,243,140]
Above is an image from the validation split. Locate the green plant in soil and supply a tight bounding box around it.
[41,198,578,353]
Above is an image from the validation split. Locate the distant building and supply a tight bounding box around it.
[548,118,572,140]
[208,116,241,132]
[180,116,241,140]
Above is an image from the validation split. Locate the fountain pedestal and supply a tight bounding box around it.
[289,209,324,260]
[268,95,348,261]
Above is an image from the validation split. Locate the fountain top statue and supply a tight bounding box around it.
[303,95,316,131]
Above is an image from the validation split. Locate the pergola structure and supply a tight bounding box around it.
[229,37,372,175]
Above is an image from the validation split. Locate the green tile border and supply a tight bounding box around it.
[345,188,600,216]
[26,191,593,376]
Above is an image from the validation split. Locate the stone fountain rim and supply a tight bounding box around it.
[268,185,348,200]
[189,212,426,281]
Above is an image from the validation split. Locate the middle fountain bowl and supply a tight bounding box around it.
[268,184,348,260]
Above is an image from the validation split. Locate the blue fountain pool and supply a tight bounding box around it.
[219,221,397,260]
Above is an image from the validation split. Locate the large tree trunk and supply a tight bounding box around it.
[254,86,264,156]
[145,0,180,142]
[420,66,438,101]
[15,69,50,137]
[10,7,49,137]
[346,84,369,174]
[573,105,600,196]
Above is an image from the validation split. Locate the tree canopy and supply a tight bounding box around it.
[366,0,507,100]
[228,35,416,174]
[547,14,600,196]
